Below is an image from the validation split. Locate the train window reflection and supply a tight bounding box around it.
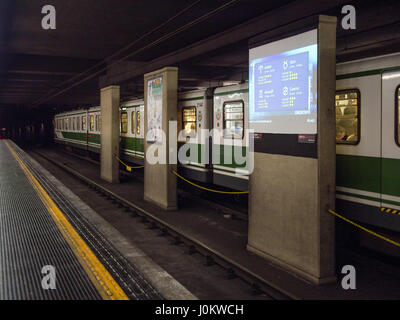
[131,111,135,134]
[95,115,99,132]
[396,86,400,146]
[335,89,360,145]
[223,101,244,139]
[136,110,141,135]
[90,115,95,131]
[121,111,127,133]
[82,116,87,131]
[182,107,196,137]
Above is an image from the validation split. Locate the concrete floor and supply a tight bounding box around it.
[29,148,272,300]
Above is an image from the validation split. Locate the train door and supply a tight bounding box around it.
[213,83,249,191]
[120,109,128,153]
[131,107,138,156]
[381,70,400,213]
[335,73,382,229]
[136,105,144,158]
[130,105,144,158]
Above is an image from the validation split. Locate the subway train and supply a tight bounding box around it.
[54,52,400,232]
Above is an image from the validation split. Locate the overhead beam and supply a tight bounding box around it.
[100,0,349,87]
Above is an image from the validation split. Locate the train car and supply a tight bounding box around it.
[177,89,213,183]
[87,107,101,153]
[335,53,400,232]
[120,99,145,165]
[54,109,89,151]
[213,82,249,191]
[52,52,400,234]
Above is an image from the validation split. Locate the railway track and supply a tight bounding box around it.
[58,147,249,220]
[33,150,298,300]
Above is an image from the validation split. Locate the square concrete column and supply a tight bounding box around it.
[100,85,120,183]
[143,67,178,210]
[247,16,337,284]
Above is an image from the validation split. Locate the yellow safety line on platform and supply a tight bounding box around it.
[328,209,400,248]
[172,169,249,194]
[4,140,129,300]
[116,156,144,172]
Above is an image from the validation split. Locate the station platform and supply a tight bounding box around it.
[31,145,400,300]
[0,140,194,300]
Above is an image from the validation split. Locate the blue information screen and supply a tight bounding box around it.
[249,39,318,134]
[253,51,309,113]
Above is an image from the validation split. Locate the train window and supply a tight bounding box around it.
[335,89,360,145]
[82,116,87,131]
[396,86,400,146]
[131,111,136,134]
[98,115,102,132]
[136,110,141,134]
[95,115,99,132]
[121,111,127,133]
[90,115,95,131]
[223,101,244,139]
[182,107,196,137]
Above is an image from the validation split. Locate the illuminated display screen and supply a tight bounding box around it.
[249,29,318,134]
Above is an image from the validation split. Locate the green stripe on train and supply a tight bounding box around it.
[337,154,400,197]
[214,89,248,96]
[381,157,400,197]
[336,66,400,80]
[214,144,248,169]
[177,143,248,170]
[178,96,204,102]
[88,133,101,144]
[61,131,87,142]
[121,136,144,153]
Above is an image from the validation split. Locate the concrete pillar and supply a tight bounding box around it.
[100,85,120,183]
[247,16,337,284]
[143,67,178,210]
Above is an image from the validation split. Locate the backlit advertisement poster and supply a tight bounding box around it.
[146,77,163,143]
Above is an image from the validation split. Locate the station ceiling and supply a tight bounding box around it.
[0,0,399,114]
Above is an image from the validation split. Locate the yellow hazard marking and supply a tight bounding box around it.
[172,169,249,195]
[5,141,129,300]
[116,156,144,172]
[381,207,399,215]
[328,209,400,248]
